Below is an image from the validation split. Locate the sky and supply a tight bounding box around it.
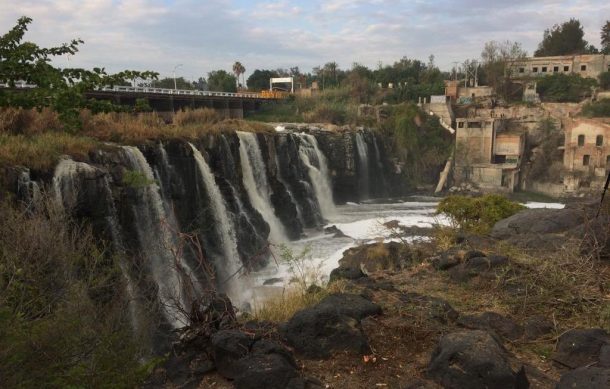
[2,0,609,81]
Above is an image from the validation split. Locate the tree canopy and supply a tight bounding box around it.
[602,20,610,54]
[534,19,596,56]
[207,70,237,92]
[0,17,158,129]
[247,69,277,91]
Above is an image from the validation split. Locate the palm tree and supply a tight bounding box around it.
[233,61,246,89]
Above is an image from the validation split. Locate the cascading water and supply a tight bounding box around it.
[297,133,336,219]
[372,135,388,198]
[354,132,370,200]
[122,146,200,328]
[188,143,243,302]
[238,132,287,243]
[53,158,96,210]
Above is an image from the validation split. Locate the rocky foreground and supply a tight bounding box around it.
[145,204,610,389]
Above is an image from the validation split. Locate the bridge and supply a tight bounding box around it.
[2,84,284,119]
[87,86,283,119]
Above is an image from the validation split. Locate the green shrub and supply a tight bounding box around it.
[122,170,156,188]
[536,73,597,102]
[581,98,610,117]
[599,71,610,90]
[437,194,525,233]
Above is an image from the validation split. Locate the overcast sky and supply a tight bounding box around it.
[2,0,609,81]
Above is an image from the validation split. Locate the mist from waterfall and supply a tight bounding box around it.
[297,133,336,219]
[122,146,200,328]
[188,143,243,302]
[238,131,287,243]
[354,132,370,200]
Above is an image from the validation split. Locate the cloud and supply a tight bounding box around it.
[1,0,608,80]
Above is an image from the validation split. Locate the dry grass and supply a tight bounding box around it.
[0,108,273,171]
[251,280,351,323]
[81,110,273,143]
[366,240,390,261]
[0,107,63,135]
[0,132,98,170]
[431,225,458,251]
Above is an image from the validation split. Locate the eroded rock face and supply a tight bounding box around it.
[427,330,528,389]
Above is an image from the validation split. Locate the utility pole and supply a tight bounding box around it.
[173,64,183,90]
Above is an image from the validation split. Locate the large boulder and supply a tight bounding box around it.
[315,293,382,320]
[281,306,371,359]
[280,294,381,359]
[338,241,412,273]
[552,328,610,369]
[428,330,528,389]
[491,208,584,239]
[556,367,610,389]
[210,330,255,379]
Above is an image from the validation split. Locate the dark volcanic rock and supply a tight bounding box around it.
[210,330,255,379]
[329,265,366,282]
[233,353,304,389]
[280,299,373,358]
[552,328,610,369]
[428,330,527,389]
[491,208,584,239]
[339,241,412,273]
[556,367,610,389]
[316,293,382,320]
[457,312,524,341]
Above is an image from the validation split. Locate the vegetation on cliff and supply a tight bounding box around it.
[0,200,148,387]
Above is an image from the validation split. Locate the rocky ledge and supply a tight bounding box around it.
[145,204,610,388]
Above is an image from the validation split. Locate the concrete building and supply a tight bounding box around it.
[454,117,525,192]
[511,54,610,80]
[563,118,610,191]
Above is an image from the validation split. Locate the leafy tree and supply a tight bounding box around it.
[0,16,158,129]
[534,19,595,56]
[536,73,597,102]
[247,69,277,91]
[151,77,194,90]
[207,70,237,92]
[602,21,610,54]
[480,40,527,100]
[232,61,245,88]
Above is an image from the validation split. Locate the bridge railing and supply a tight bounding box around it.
[0,83,280,99]
[98,86,272,99]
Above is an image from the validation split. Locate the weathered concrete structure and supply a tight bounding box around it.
[511,54,610,80]
[454,117,525,192]
[563,118,610,191]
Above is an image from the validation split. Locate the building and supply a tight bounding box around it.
[454,117,525,192]
[511,54,610,80]
[563,118,610,191]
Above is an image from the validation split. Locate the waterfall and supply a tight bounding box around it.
[238,132,287,243]
[188,143,243,302]
[122,146,200,328]
[354,132,370,200]
[53,158,95,210]
[372,135,388,198]
[297,133,336,219]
